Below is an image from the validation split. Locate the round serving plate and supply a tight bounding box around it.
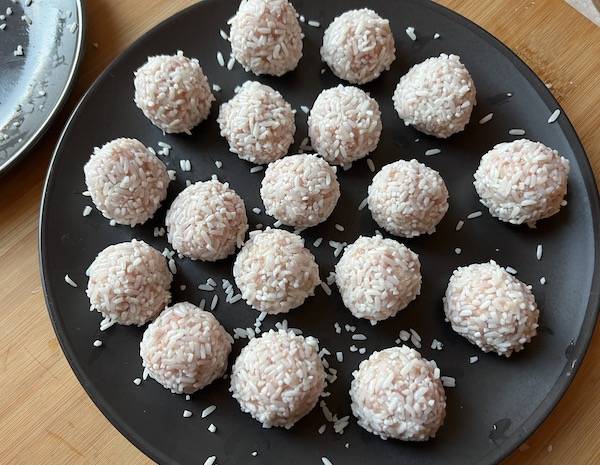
[39,1,600,464]
[0,0,84,175]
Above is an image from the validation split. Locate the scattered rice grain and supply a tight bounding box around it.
[358,197,368,211]
[366,158,375,172]
[64,274,77,287]
[547,109,560,124]
[479,113,493,124]
[441,376,456,387]
[202,405,217,418]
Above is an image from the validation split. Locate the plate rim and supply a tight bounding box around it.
[38,1,600,464]
[0,0,86,177]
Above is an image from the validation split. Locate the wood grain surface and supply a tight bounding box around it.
[0,0,598,464]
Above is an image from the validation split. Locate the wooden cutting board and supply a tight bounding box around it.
[0,1,598,464]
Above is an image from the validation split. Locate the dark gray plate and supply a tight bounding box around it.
[39,1,600,464]
[0,0,84,175]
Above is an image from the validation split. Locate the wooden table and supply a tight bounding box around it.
[1,0,599,463]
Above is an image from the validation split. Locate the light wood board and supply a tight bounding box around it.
[0,0,598,463]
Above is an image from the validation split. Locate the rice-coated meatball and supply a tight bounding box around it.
[233,228,320,314]
[321,9,395,84]
[84,138,170,226]
[230,329,326,428]
[228,0,304,76]
[218,81,296,164]
[165,179,248,261]
[474,139,570,226]
[443,261,539,357]
[393,53,476,138]
[335,236,422,321]
[368,159,449,237]
[260,154,340,228]
[350,346,446,441]
[309,85,382,166]
[86,239,172,326]
[134,51,214,134]
[140,302,233,394]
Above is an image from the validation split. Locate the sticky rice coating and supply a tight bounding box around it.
[233,228,320,314]
[84,137,170,226]
[392,53,476,138]
[443,260,539,357]
[474,139,570,226]
[308,85,382,165]
[335,236,422,321]
[140,302,233,394]
[134,51,214,134]
[86,239,172,326]
[368,159,449,237]
[165,180,248,261]
[228,0,304,76]
[218,81,296,164]
[230,329,326,428]
[321,8,396,84]
[350,346,446,441]
[260,153,340,228]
